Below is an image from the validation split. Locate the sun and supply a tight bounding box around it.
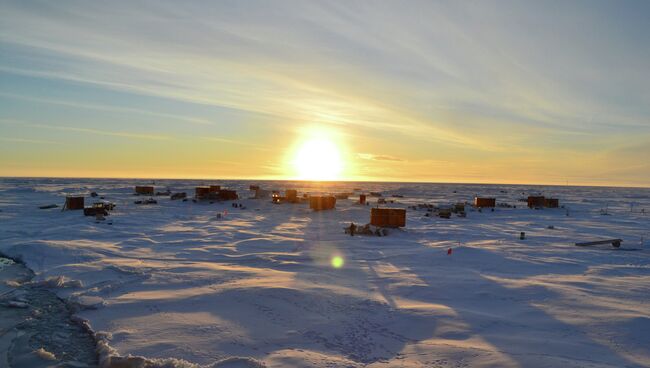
[292,137,343,181]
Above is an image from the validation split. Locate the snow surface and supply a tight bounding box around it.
[1,178,649,367]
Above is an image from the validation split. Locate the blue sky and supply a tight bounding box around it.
[1,1,649,186]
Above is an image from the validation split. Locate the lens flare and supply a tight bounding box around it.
[331,255,344,268]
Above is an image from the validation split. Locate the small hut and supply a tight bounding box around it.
[209,185,221,193]
[309,196,336,211]
[64,196,84,210]
[135,186,154,195]
[527,196,545,208]
[370,208,406,228]
[474,197,496,208]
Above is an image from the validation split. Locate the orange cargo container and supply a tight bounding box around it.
[370,208,406,228]
[527,196,545,208]
[195,186,211,199]
[135,186,154,195]
[65,196,84,210]
[474,197,496,208]
[544,198,559,208]
[309,196,336,210]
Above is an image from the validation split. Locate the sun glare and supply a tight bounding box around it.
[292,137,343,181]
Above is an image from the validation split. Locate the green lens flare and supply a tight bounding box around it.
[331,256,344,268]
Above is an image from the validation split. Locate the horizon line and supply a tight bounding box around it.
[1,175,648,190]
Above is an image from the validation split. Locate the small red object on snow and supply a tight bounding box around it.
[447,248,452,255]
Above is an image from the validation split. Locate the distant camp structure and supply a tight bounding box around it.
[251,187,269,199]
[63,196,84,210]
[248,185,269,199]
[195,186,238,201]
[217,189,238,201]
[195,186,211,199]
[370,208,406,228]
[527,195,545,208]
[474,197,496,208]
[309,195,336,211]
[271,189,302,204]
[527,196,560,208]
[286,189,299,203]
[83,201,115,216]
[545,198,559,208]
[135,186,154,195]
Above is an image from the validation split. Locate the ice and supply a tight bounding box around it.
[1,178,649,367]
[33,348,56,361]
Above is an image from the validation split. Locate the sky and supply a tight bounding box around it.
[1,1,649,186]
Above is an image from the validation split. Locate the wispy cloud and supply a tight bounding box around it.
[357,153,404,162]
[0,137,62,145]
[0,92,214,126]
[46,125,171,140]
[200,136,272,150]
[0,119,170,141]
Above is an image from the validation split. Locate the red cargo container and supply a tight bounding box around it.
[474,197,496,208]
